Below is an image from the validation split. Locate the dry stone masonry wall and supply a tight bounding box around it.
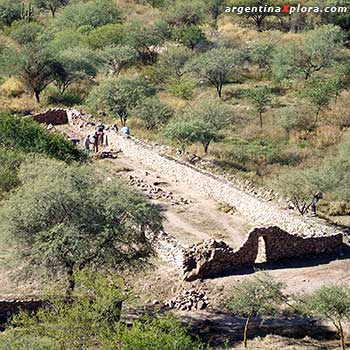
[182,227,343,281]
[32,108,69,125]
[0,299,43,325]
[32,109,344,281]
[114,134,341,238]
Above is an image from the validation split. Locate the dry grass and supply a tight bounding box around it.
[227,335,341,350]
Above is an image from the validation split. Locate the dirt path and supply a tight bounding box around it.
[62,123,251,249]
[100,154,251,248]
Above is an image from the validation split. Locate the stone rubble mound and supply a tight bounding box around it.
[165,289,209,311]
[127,175,190,206]
[67,108,97,129]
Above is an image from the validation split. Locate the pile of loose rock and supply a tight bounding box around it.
[165,289,209,311]
[127,175,190,206]
[66,108,97,129]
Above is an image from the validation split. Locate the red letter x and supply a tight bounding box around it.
[282,4,289,13]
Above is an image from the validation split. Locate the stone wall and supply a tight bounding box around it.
[0,299,44,325]
[182,227,343,281]
[113,134,341,239]
[34,109,344,280]
[32,108,69,125]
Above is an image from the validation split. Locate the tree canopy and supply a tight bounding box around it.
[0,158,163,294]
[87,77,156,125]
[185,47,244,97]
[272,25,345,81]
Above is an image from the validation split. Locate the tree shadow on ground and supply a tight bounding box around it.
[181,311,337,348]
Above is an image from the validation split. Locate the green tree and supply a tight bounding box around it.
[313,140,350,203]
[0,159,163,294]
[164,0,205,27]
[206,0,226,27]
[163,118,200,153]
[167,77,195,100]
[54,47,100,94]
[124,20,165,64]
[305,80,333,128]
[172,25,207,50]
[321,0,350,31]
[184,98,233,153]
[85,23,124,49]
[132,97,173,130]
[87,77,156,125]
[8,21,44,46]
[249,40,276,71]
[33,0,69,18]
[296,285,350,350]
[245,86,272,129]
[48,28,87,52]
[272,25,344,81]
[185,47,243,97]
[271,168,320,215]
[227,273,285,350]
[54,0,122,29]
[0,0,21,27]
[158,46,192,79]
[1,44,59,102]
[226,0,275,31]
[100,45,137,76]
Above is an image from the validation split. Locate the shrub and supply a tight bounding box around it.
[0,147,23,199]
[54,0,122,29]
[8,21,44,45]
[132,97,173,130]
[0,113,85,161]
[163,117,200,153]
[0,0,21,27]
[0,77,25,98]
[85,23,124,49]
[326,201,350,216]
[0,333,53,350]
[309,125,342,149]
[167,77,195,100]
[1,271,126,350]
[0,275,201,350]
[46,90,83,107]
[275,105,314,135]
[103,315,203,350]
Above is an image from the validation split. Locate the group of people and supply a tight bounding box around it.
[83,123,130,154]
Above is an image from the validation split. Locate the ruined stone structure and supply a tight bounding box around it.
[31,109,345,281]
[182,227,343,281]
[0,299,43,325]
[32,108,69,125]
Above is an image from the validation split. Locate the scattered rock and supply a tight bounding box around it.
[165,289,209,311]
[127,175,191,206]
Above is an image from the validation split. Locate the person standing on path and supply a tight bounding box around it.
[83,134,92,154]
[93,132,99,153]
